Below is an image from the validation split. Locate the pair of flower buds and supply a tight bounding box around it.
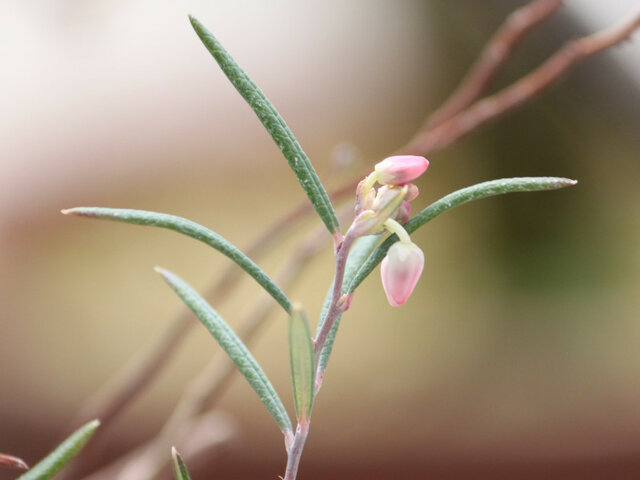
[350,155,429,306]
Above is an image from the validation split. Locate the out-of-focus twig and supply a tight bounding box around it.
[72,200,301,428]
[65,180,356,480]
[69,5,640,479]
[425,0,564,129]
[69,0,581,440]
[80,208,348,480]
[70,10,640,437]
[402,9,640,155]
[79,412,236,480]
[71,183,355,428]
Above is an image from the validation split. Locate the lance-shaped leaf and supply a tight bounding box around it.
[188,15,339,235]
[347,177,577,293]
[156,267,293,435]
[289,305,315,422]
[0,453,28,471]
[317,235,382,373]
[17,420,100,480]
[62,207,291,312]
[171,448,192,480]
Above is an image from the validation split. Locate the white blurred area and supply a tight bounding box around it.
[0,0,431,233]
[574,0,640,78]
[0,0,435,451]
[2,0,638,235]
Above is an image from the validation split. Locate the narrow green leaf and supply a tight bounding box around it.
[347,177,578,293]
[17,420,100,480]
[288,305,315,421]
[188,15,340,234]
[171,447,192,480]
[62,207,291,312]
[156,267,293,435]
[317,235,382,373]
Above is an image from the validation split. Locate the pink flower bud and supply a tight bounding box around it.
[394,200,411,225]
[355,178,375,216]
[380,241,424,306]
[349,185,408,237]
[375,155,429,185]
[349,210,379,237]
[405,183,419,202]
[372,185,404,211]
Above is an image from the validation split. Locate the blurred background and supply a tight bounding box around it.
[1,1,640,479]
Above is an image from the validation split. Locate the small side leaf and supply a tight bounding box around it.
[289,305,315,422]
[17,420,100,480]
[62,207,291,313]
[188,15,340,234]
[171,447,192,480]
[317,235,382,373]
[156,267,293,436]
[347,177,577,293]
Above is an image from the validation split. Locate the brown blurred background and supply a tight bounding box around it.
[1,1,640,479]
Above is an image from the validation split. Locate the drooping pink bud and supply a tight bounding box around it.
[380,241,424,306]
[375,155,429,186]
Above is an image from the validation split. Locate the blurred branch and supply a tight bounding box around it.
[67,4,640,478]
[80,208,347,480]
[79,412,236,480]
[402,8,640,155]
[73,0,640,448]
[66,181,356,478]
[425,0,564,129]
[70,202,305,424]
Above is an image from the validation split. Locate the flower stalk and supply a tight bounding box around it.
[284,155,430,479]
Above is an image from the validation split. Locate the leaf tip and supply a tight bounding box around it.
[171,446,179,460]
[0,453,29,470]
[188,14,203,32]
[153,266,170,277]
[61,207,98,218]
[554,177,578,188]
